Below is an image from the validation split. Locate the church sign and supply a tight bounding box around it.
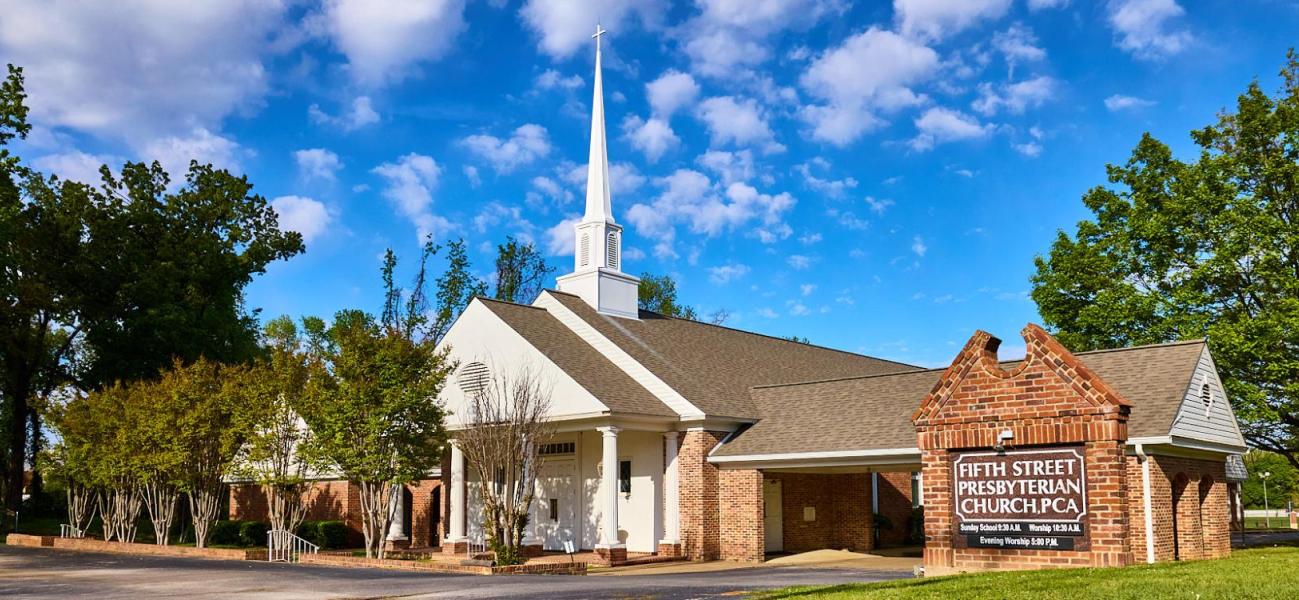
[952,447,1088,551]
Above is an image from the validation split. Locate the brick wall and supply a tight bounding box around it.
[875,471,917,547]
[407,479,443,548]
[768,472,874,553]
[231,478,442,548]
[718,469,764,561]
[914,325,1133,574]
[1127,454,1229,562]
[678,430,726,560]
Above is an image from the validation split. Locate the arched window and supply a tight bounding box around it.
[579,233,590,267]
[606,231,619,270]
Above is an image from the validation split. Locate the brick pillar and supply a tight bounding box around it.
[719,469,764,562]
[920,448,953,569]
[678,430,726,561]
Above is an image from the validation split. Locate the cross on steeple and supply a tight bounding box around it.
[592,24,607,53]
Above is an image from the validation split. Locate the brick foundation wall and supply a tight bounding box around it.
[915,326,1133,574]
[875,472,917,547]
[679,430,726,560]
[718,469,764,561]
[231,479,442,548]
[768,472,874,553]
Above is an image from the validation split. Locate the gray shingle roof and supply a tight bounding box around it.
[713,339,1210,457]
[477,298,675,417]
[545,290,920,420]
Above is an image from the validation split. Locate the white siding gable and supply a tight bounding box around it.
[437,300,609,427]
[1169,346,1246,448]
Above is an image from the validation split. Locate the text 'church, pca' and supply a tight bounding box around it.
[232,28,1248,574]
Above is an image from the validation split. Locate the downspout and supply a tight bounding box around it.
[1136,444,1156,564]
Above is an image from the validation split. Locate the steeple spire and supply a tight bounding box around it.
[554,24,640,319]
[584,24,613,224]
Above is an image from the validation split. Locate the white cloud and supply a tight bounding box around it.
[911,235,928,257]
[696,150,755,186]
[788,301,810,316]
[463,165,481,187]
[0,0,285,142]
[646,70,700,117]
[972,76,1056,116]
[1028,0,1069,9]
[800,232,823,245]
[461,124,551,173]
[534,69,583,91]
[680,0,847,78]
[142,127,243,179]
[31,150,120,185]
[472,201,535,240]
[545,215,581,256]
[894,0,1012,41]
[622,116,680,162]
[992,24,1046,74]
[910,107,990,151]
[796,161,858,198]
[787,254,813,270]
[697,96,781,151]
[530,175,574,206]
[322,0,467,85]
[866,196,895,215]
[271,195,332,244]
[625,169,795,257]
[1013,141,1042,157]
[757,307,779,319]
[371,153,451,241]
[708,263,750,284]
[800,27,939,146]
[1107,0,1192,60]
[560,161,646,197]
[519,0,665,59]
[308,96,381,131]
[294,148,344,182]
[800,283,817,296]
[1104,94,1157,111]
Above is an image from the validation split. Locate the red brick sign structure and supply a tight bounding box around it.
[914,324,1132,574]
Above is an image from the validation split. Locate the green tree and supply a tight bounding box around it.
[0,63,303,516]
[1242,450,1299,510]
[131,378,185,545]
[638,273,698,319]
[1031,51,1299,467]
[431,239,487,343]
[493,236,554,305]
[302,250,454,558]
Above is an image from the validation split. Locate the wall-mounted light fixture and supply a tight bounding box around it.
[993,429,1014,453]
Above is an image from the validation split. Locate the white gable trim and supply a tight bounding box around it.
[535,291,705,420]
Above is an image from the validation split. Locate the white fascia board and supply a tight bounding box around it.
[535,291,705,419]
[1127,435,1247,456]
[708,447,922,469]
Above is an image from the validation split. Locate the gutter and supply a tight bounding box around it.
[1135,444,1156,564]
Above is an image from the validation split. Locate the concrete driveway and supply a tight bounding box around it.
[0,545,911,599]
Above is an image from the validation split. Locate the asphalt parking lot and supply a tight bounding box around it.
[0,545,912,599]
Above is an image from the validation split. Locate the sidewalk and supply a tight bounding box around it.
[589,548,922,576]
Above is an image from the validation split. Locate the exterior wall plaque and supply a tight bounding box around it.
[951,447,1089,551]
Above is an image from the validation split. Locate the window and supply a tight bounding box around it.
[579,233,590,267]
[606,232,619,269]
[539,442,575,456]
[619,460,632,495]
[911,471,923,508]
[548,498,559,522]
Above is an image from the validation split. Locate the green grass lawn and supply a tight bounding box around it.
[755,547,1299,600]
[1244,516,1296,530]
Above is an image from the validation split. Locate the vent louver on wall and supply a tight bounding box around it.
[606,232,619,270]
[458,362,490,395]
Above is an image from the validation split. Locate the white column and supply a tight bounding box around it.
[660,431,680,546]
[387,484,408,541]
[597,426,623,548]
[447,440,467,542]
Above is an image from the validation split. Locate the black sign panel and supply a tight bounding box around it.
[958,522,1083,536]
[966,534,1076,551]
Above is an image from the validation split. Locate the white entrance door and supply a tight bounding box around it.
[534,459,578,551]
[763,478,783,553]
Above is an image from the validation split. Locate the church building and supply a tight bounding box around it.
[235,28,1249,575]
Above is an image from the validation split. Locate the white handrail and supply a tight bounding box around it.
[267,529,319,563]
[59,524,85,539]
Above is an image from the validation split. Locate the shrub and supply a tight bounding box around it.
[906,506,925,545]
[209,520,244,546]
[295,521,320,545]
[239,521,269,547]
[315,521,349,550]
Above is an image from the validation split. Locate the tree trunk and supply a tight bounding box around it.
[188,484,223,549]
[356,480,395,559]
[141,481,178,545]
[26,408,42,501]
[66,484,94,537]
[265,482,307,535]
[4,383,30,522]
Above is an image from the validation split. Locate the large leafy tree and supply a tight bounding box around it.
[493,236,554,305]
[302,249,454,558]
[1031,51,1299,467]
[0,64,303,515]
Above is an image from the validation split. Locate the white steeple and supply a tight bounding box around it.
[555,24,640,319]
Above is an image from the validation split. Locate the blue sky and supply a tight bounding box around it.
[3,0,1297,367]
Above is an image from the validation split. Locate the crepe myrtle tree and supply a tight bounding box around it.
[131,378,185,545]
[302,247,454,558]
[455,363,554,565]
[41,402,99,538]
[235,316,319,535]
